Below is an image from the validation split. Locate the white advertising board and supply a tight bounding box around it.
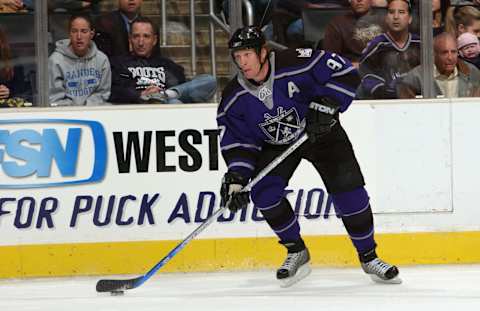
[0,100,478,246]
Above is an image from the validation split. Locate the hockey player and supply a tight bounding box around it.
[218,26,401,287]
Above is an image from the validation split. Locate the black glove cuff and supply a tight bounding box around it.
[223,171,248,186]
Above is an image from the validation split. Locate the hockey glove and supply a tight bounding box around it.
[220,171,250,212]
[305,97,339,143]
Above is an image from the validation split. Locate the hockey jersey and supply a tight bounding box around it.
[217,48,360,179]
[358,32,421,99]
[109,53,186,103]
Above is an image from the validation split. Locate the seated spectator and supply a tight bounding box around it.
[95,0,160,58]
[0,27,32,107]
[357,0,420,99]
[323,0,385,68]
[398,32,480,98]
[109,17,217,104]
[457,32,480,67]
[49,13,111,106]
[445,5,480,37]
[0,0,26,13]
[433,0,451,36]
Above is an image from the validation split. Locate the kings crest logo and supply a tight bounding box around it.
[259,107,304,145]
[258,86,272,101]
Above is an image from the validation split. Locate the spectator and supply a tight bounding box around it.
[398,32,480,98]
[445,5,480,37]
[49,13,111,106]
[0,27,31,107]
[94,0,160,58]
[357,0,420,99]
[323,0,385,68]
[457,32,480,67]
[0,0,26,13]
[109,17,217,104]
[433,0,451,36]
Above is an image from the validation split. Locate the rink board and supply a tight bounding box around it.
[1,100,480,278]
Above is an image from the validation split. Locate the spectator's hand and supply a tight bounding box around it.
[0,85,10,99]
[141,85,163,97]
[0,0,24,10]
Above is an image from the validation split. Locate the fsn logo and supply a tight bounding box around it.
[0,119,107,189]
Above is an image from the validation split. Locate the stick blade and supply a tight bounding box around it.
[96,277,139,292]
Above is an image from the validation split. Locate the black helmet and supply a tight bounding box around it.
[228,26,266,51]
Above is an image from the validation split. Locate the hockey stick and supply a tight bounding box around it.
[96,133,309,293]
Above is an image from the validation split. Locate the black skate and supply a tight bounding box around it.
[277,239,311,288]
[360,249,402,284]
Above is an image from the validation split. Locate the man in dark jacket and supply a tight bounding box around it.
[109,17,217,104]
[94,0,160,58]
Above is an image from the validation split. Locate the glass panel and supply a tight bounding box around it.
[0,4,36,107]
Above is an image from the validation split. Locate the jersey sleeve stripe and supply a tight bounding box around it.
[228,162,255,171]
[331,66,356,77]
[217,89,249,118]
[325,83,356,98]
[221,143,262,151]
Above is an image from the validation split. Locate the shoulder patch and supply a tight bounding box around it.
[296,48,313,58]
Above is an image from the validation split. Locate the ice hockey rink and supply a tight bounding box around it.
[1,265,479,311]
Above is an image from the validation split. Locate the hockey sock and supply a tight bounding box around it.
[258,198,301,242]
[279,238,306,253]
[331,187,376,253]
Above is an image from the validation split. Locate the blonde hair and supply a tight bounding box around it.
[445,5,480,36]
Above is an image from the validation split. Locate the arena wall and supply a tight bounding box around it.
[1,99,479,278]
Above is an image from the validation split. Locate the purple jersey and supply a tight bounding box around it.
[217,48,360,179]
[358,32,421,99]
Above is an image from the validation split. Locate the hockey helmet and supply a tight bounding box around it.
[228,26,266,52]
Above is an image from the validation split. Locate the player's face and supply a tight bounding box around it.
[385,0,412,34]
[435,37,458,76]
[351,0,371,16]
[233,48,263,80]
[118,0,142,14]
[69,17,94,57]
[130,22,158,58]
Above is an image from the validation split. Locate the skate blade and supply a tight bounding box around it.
[279,264,312,288]
[369,274,402,284]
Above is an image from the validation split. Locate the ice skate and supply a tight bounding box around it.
[277,240,311,288]
[361,257,402,284]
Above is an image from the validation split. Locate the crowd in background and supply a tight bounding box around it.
[2,0,480,107]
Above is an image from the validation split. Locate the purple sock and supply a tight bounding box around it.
[332,187,376,254]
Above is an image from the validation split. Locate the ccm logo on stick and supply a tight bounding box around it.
[0,119,107,189]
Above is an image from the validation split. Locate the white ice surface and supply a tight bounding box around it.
[1,265,479,311]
